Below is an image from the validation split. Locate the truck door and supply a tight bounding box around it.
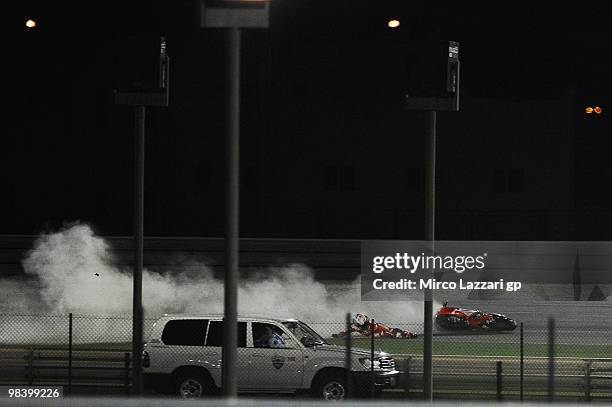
[205,320,251,389]
[248,322,305,390]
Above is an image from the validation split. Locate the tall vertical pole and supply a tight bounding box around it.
[132,105,145,395]
[222,26,241,398]
[423,110,436,401]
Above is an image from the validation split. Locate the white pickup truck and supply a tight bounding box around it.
[143,314,399,400]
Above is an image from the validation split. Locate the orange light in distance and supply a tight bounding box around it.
[387,19,400,28]
[594,106,603,114]
[585,106,594,114]
[25,19,36,28]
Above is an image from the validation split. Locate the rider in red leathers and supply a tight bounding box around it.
[333,313,418,339]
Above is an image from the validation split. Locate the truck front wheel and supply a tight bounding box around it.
[313,372,347,401]
[174,369,216,398]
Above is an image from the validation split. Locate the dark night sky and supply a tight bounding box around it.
[3,1,612,239]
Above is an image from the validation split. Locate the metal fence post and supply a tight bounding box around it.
[548,317,555,402]
[370,318,375,398]
[520,322,524,401]
[68,313,73,395]
[25,349,33,385]
[345,313,352,399]
[496,361,502,401]
[584,360,592,402]
[124,352,131,396]
[404,357,411,398]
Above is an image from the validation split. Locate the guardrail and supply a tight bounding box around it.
[3,348,611,400]
[1,347,131,394]
[584,358,612,401]
[396,355,612,401]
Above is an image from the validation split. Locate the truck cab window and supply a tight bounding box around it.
[206,321,247,347]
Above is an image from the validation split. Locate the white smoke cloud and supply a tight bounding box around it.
[1,223,427,343]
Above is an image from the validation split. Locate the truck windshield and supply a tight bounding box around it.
[282,321,327,346]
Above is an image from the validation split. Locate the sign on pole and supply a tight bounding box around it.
[404,40,460,111]
[200,0,269,28]
[114,37,170,107]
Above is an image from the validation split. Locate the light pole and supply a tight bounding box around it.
[223,25,241,397]
[114,36,169,395]
[198,0,269,397]
[132,104,145,395]
[423,110,436,399]
[404,40,459,401]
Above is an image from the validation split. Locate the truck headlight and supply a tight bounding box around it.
[359,358,381,369]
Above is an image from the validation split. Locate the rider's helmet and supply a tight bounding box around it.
[352,313,369,328]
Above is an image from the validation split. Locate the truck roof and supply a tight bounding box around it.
[157,313,300,323]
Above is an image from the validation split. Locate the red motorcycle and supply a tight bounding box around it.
[435,302,517,331]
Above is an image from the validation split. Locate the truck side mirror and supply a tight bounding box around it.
[300,336,316,347]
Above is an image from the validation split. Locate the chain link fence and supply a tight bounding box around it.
[0,313,611,401]
[0,314,157,395]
